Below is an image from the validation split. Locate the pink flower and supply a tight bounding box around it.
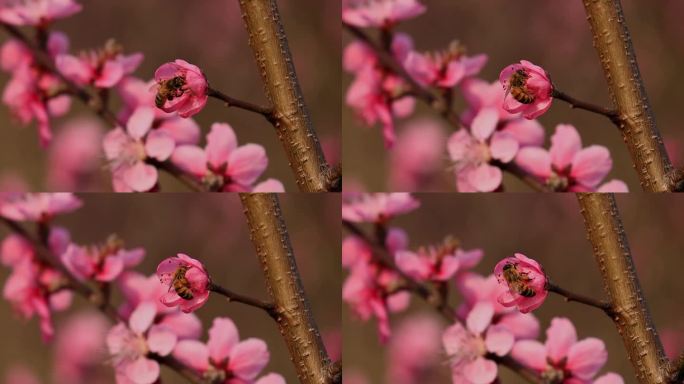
[56,40,143,88]
[1,233,34,267]
[500,60,554,119]
[404,44,487,88]
[103,107,176,192]
[447,108,520,192]
[515,124,627,192]
[0,0,82,26]
[47,117,104,191]
[106,302,178,384]
[395,239,483,282]
[342,193,420,223]
[173,317,282,383]
[153,59,208,118]
[343,262,410,342]
[512,317,610,383]
[389,118,447,191]
[157,253,210,313]
[494,253,548,314]
[61,236,145,282]
[594,373,625,384]
[171,122,280,192]
[54,311,110,383]
[442,302,515,384]
[0,193,81,222]
[342,0,426,28]
[387,314,442,384]
[457,272,540,340]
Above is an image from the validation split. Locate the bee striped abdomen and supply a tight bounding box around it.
[171,265,193,300]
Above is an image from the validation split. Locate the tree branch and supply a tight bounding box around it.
[208,282,277,319]
[207,87,275,121]
[581,0,674,192]
[239,193,338,384]
[551,89,620,124]
[546,281,613,315]
[237,0,340,192]
[576,193,671,383]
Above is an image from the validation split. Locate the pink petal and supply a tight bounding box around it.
[394,251,431,280]
[122,162,158,192]
[442,322,467,356]
[94,255,124,282]
[124,357,160,384]
[171,146,208,177]
[545,317,577,363]
[550,124,582,170]
[511,340,548,370]
[158,312,202,340]
[145,130,175,161]
[147,325,178,356]
[470,107,499,141]
[179,290,210,313]
[206,123,237,168]
[126,107,155,140]
[597,179,628,192]
[255,373,286,384]
[515,147,552,179]
[489,131,519,163]
[463,357,498,384]
[467,164,502,192]
[157,117,200,145]
[571,146,612,188]
[227,144,268,186]
[566,338,608,380]
[466,302,494,335]
[252,179,285,192]
[485,325,514,356]
[228,339,270,380]
[501,118,545,147]
[497,312,540,340]
[521,97,553,119]
[172,340,210,371]
[129,301,156,334]
[435,256,460,280]
[94,60,124,88]
[55,54,91,84]
[208,317,240,364]
[160,291,183,307]
[594,373,625,384]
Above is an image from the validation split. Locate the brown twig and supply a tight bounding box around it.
[551,89,620,124]
[207,87,275,121]
[0,23,204,192]
[0,218,203,384]
[237,0,339,192]
[581,0,674,192]
[496,162,549,192]
[490,355,541,384]
[577,193,671,383]
[208,282,277,319]
[240,193,338,384]
[546,281,613,315]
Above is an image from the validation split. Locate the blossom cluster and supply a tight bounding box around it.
[0,192,284,384]
[342,193,623,383]
[0,0,283,192]
[342,0,628,192]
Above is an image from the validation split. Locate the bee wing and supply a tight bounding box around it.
[149,82,160,92]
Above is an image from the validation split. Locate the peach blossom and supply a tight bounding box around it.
[153,59,208,118]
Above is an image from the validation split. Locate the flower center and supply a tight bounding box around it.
[540,365,565,384]
[201,170,225,192]
[546,171,569,191]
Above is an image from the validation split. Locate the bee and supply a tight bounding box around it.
[168,265,193,300]
[501,263,536,297]
[154,76,186,108]
[505,69,535,104]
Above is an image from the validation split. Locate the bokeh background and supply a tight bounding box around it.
[0,0,341,191]
[0,193,341,383]
[343,0,684,192]
[343,194,684,382]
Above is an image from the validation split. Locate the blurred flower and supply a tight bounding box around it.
[442,302,514,384]
[54,311,110,384]
[515,124,628,192]
[387,314,443,384]
[157,253,210,313]
[171,122,282,192]
[494,253,548,313]
[47,117,104,191]
[61,235,145,282]
[661,328,684,359]
[342,0,426,28]
[153,59,208,118]
[0,0,82,26]
[1,234,33,267]
[512,317,613,383]
[389,118,447,191]
[395,237,482,282]
[56,39,143,88]
[173,317,283,383]
[103,106,176,192]
[447,108,520,192]
[500,60,553,119]
[342,193,419,223]
[0,193,81,222]
[106,302,178,384]
[404,42,486,88]
[3,366,40,384]
[594,373,625,384]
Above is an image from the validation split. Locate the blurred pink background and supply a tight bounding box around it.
[0,193,341,383]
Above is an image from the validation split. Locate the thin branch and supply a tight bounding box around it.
[0,218,203,384]
[581,0,674,192]
[490,355,541,384]
[546,281,613,315]
[551,89,620,124]
[238,0,339,192]
[577,193,671,383]
[208,282,277,319]
[0,23,204,192]
[497,162,549,192]
[207,87,275,121]
[240,193,337,384]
